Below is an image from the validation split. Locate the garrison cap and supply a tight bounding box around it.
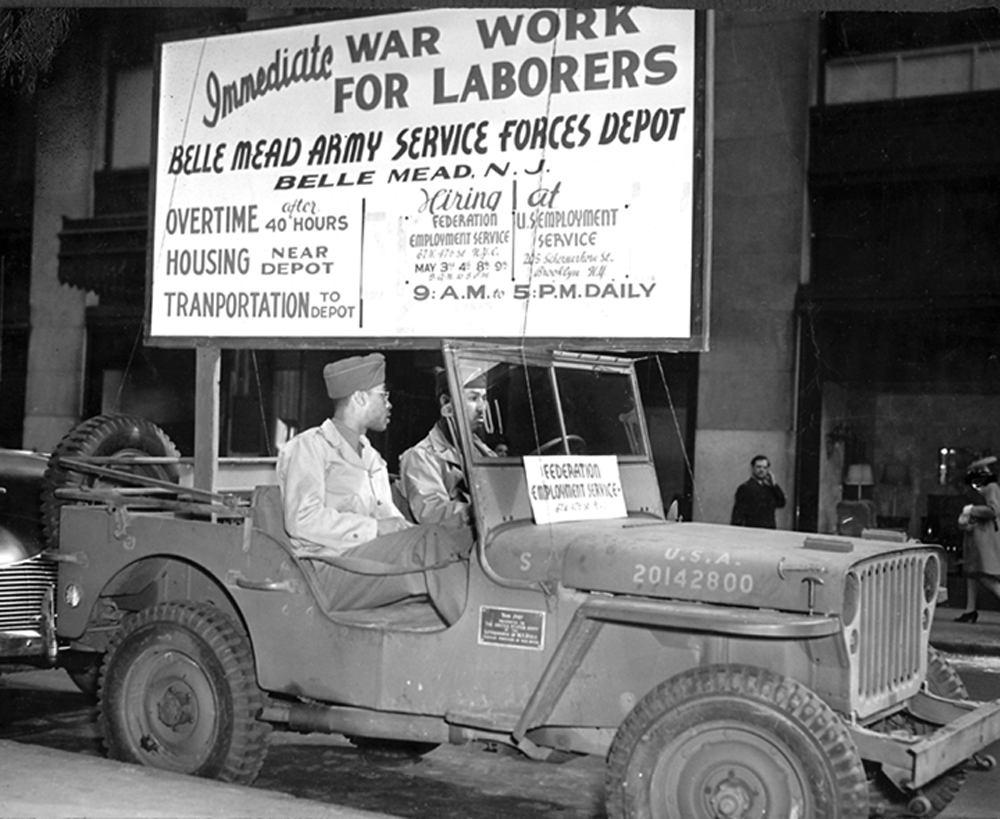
[465,371,487,389]
[323,353,385,400]
[968,455,998,474]
[435,366,487,399]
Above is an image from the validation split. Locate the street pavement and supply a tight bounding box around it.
[931,605,1000,657]
[2,604,1000,819]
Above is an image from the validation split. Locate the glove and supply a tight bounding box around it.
[958,505,973,528]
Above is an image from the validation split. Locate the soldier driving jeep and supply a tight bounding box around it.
[399,367,495,529]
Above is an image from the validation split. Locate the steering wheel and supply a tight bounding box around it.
[530,434,587,456]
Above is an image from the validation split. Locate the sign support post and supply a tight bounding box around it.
[194,346,221,491]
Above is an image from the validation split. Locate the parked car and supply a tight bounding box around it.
[0,419,181,690]
[0,448,57,666]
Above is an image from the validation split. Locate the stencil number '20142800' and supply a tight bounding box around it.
[632,564,754,594]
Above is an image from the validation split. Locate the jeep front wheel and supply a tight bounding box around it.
[99,602,269,784]
[606,665,869,819]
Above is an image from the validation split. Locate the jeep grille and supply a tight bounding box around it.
[0,555,57,632]
[854,553,927,716]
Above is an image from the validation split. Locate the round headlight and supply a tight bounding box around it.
[843,571,860,625]
[64,583,82,608]
[924,554,940,604]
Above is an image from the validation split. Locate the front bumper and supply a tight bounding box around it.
[0,630,50,660]
[852,690,1000,790]
[0,584,56,663]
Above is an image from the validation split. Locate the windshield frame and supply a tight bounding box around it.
[442,341,651,465]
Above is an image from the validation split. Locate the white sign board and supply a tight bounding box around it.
[524,455,627,524]
[150,8,705,345]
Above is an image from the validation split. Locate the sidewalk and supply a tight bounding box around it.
[0,740,396,819]
[931,605,1000,657]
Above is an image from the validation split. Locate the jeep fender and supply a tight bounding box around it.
[62,554,246,653]
[55,503,308,646]
[512,594,842,757]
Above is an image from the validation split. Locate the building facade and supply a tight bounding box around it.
[2,8,998,545]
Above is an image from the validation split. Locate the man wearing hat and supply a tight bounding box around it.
[955,455,1000,623]
[399,368,494,528]
[276,353,470,625]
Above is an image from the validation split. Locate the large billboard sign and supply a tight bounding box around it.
[149,8,710,349]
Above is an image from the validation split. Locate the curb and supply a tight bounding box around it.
[931,607,1000,658]
[931,637,1000,658]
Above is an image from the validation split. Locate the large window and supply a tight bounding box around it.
[823,11,1000,58]
[822,11,1000,104]
[110,65,152,169]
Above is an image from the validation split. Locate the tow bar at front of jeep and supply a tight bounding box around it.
[851,691,1000,789]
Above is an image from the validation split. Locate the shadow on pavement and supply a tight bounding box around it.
[259,738,607,819]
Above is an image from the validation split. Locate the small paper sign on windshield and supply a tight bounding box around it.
[524,455,627,525]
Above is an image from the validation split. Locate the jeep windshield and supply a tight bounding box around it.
[445,344,648,463]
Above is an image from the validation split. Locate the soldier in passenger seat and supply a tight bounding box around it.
[399,368,494,530]
[277,353,471,625]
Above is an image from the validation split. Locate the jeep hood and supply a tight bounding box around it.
[487,519,939,616]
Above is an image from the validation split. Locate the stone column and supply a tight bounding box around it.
[23,31,106,450]
[694,12,815,526]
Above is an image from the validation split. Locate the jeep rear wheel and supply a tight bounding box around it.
[606,665,868,819]
[866,647,968,818]
[99,602,269,784]
[41,414,181,548]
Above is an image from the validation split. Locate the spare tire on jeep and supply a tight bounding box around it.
[41,414,181,549]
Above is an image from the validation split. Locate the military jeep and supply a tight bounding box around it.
[49,341,1000,819]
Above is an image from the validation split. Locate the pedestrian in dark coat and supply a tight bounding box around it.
[731,454,786,529]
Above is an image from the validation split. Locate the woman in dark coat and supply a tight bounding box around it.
[956,456,1000,623]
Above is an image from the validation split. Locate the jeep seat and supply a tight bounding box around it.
[250,484,447,631]
[250,484,297,554]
